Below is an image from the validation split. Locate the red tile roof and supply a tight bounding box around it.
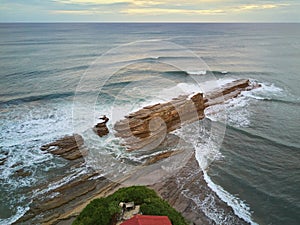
[120,215,172,225]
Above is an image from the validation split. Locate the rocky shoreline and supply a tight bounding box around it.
[13,79,259,225]
[150,155,249,225]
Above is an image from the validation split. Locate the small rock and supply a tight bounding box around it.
[93,115,109,137]
[0,157,7,166]
[14,168,32,177]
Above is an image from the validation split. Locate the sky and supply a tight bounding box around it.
[0,0,299,22]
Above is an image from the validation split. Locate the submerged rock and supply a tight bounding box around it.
[14,168,32,178]
[0,157,7,166]
[0,150,8,166]
[41,134,87,160]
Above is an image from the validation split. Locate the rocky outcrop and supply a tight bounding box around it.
[114,93,205,151]
[204,79,260,107]
[114,79,259,152]
[14,78,259,225]
[93,115,110,137]
[13,170,114,225]
[40,134,87,160]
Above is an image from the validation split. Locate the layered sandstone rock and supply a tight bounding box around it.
[204,79,260,107]
[114,79,259,152]
[40,134,87,160]
[114,93,205,151]
[13,171,113,225]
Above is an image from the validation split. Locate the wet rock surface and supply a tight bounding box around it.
[114,79,259,152]
[13,168,32,178]
[150,155,250,225]
[13,168,113,225]
[40,134,87,160]
[204,79,260,107]
[93,115,110,137]
[114,93,205,151]
[0,150,8,166]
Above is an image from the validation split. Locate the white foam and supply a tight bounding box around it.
[0,102,72,185]
[0,101,75,225]
[33,166,88,197]
[175,121,257,224]
[243,80,284,100]
[203,171,259,225]
[0,204,30,225]
[168,79,263,224]
[136,78,236,109]
[206,80,285,128]
[187,70,207,75]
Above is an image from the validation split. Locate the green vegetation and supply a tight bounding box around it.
[72,186,188,225]
[72,198,120,225]
[141,198,187,225]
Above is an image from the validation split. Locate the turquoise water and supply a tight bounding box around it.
[0,23,299,224]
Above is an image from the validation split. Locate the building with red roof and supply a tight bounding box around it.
[120,215,172,225]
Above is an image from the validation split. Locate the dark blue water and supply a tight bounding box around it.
[0,23,299,225]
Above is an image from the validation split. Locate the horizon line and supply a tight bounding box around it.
[0,21,299,24]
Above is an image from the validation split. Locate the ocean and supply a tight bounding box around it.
[0,23,299,225]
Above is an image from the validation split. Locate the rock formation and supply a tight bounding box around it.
[0,151,8,166]
[40,134,87,160]
[13,170,113,225]
[114,79,259,151]
[114,92,205,151]
[204,79,260,107]
[13,78,260,225]
[93,115,110,137]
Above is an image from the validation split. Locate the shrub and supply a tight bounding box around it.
[72,198,120,225]
[140,197,187,225]
[72,186,188,225]
[107,186,159,205]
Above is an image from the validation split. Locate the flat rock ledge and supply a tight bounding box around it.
[40,134,87,160]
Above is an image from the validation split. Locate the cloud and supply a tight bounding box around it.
[51,1,291,16]
[234,3,290,12]
[119,2,291,16]
[53,0,218,4]
[51,8,113,14]
[54,0,127,4]
[51,10,94,15]
[0,0,298,22]
[121,8,224,15]
[53,0,138,5]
